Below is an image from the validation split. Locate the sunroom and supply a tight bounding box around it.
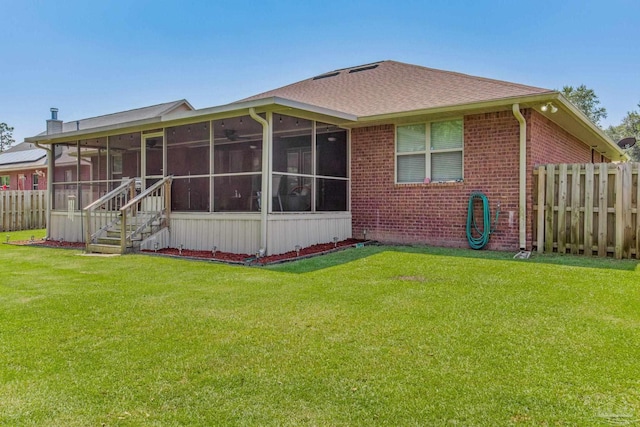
[30,100,354,256]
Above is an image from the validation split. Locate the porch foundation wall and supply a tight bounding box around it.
[267,213,352,255]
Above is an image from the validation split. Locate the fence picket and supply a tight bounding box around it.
[584,163,594,255]
[557,164,568,253]
[545,164,555,253]
[534,162,639,259]
[0,191,47,232]
[598,164,608,256]
[537,166,546,253]
[570,164,581,254]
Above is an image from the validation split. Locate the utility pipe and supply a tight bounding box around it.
[249,107,269,255]
[512,104,527,250]
[34,142,53,239]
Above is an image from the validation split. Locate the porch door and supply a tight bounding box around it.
[143,133,164,189]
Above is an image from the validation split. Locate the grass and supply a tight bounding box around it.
[1,229,640,426]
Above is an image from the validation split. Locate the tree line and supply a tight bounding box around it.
[561,85,639,161]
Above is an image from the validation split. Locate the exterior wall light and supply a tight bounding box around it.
[541,103,558,114]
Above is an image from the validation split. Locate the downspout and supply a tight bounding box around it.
[249,108,269,255]
[512,104,527,250]
[34,142,53,240]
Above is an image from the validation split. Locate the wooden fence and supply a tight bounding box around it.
[533,162,639,259]
[0,191,47,232]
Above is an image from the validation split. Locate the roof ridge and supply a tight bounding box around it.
[64,99,189,124]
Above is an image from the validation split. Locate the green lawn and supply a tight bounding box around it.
[1,230,639,426]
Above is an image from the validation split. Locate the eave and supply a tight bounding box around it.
[25,97,357,145]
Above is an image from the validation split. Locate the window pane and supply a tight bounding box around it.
[397,154,425,183]
[431,151,462,181]
[316,178,347,211]
[431,120,463,150]
[317,124,347,177]
[273,115,312,174]
[171,177,210,212]
[213,175,261,212]
[397,125,426,153]
[167,121,210,176]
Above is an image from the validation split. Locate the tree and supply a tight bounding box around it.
[561,85,607,126]
[0,122,15,152]
[605,104,640,161]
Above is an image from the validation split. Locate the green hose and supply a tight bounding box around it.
[466,192,499,250]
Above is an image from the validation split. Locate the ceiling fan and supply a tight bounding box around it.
[223,129,250,141]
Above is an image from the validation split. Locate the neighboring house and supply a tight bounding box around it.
[0,142,47,190]
[0,142,91,192]
[25,61,626,255]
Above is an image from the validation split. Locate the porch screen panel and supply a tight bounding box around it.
[167,121,210,176]
[108,132,141,183]
[316,124,347,178]
[213,175,262,212]
[316,178,347,211]
[171,177,210,212]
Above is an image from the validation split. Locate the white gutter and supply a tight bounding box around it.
[248,107,269,256]
[33,142,53,239]
[512,104,527,250]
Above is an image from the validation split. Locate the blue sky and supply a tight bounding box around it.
[1,0,639,144]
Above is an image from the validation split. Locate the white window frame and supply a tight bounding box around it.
[395,118,464,184]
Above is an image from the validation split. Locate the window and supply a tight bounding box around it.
[33,174,39,190]
[0,175,9,189]
[396,119,463,183]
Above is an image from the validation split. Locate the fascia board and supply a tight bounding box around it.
[27,98,357,144]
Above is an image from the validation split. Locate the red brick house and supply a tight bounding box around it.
[0,143,48,191]
[26,61,625,254]
[0,142,91,192]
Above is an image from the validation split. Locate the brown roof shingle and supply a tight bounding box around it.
[239,60,553,117]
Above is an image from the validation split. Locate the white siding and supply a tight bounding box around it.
[267,213,352,255]
[50,211,352,256]
[170,213,261,255]
[50,211,85,242]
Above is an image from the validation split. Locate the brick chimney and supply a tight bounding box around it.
[46,108,63,135]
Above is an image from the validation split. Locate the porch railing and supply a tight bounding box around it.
[84,178,137,249]
[119,176,173,253]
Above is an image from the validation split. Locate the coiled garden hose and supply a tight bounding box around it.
[466,192,499,250]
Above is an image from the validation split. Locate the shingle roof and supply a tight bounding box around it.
[239,60,553,117]
[38,100,193,135]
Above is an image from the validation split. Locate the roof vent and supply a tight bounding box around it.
[348,64,379,74]
[312,71,340,80]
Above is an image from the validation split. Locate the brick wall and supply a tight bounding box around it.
[351,108,598,251]
[529,110,592,166]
